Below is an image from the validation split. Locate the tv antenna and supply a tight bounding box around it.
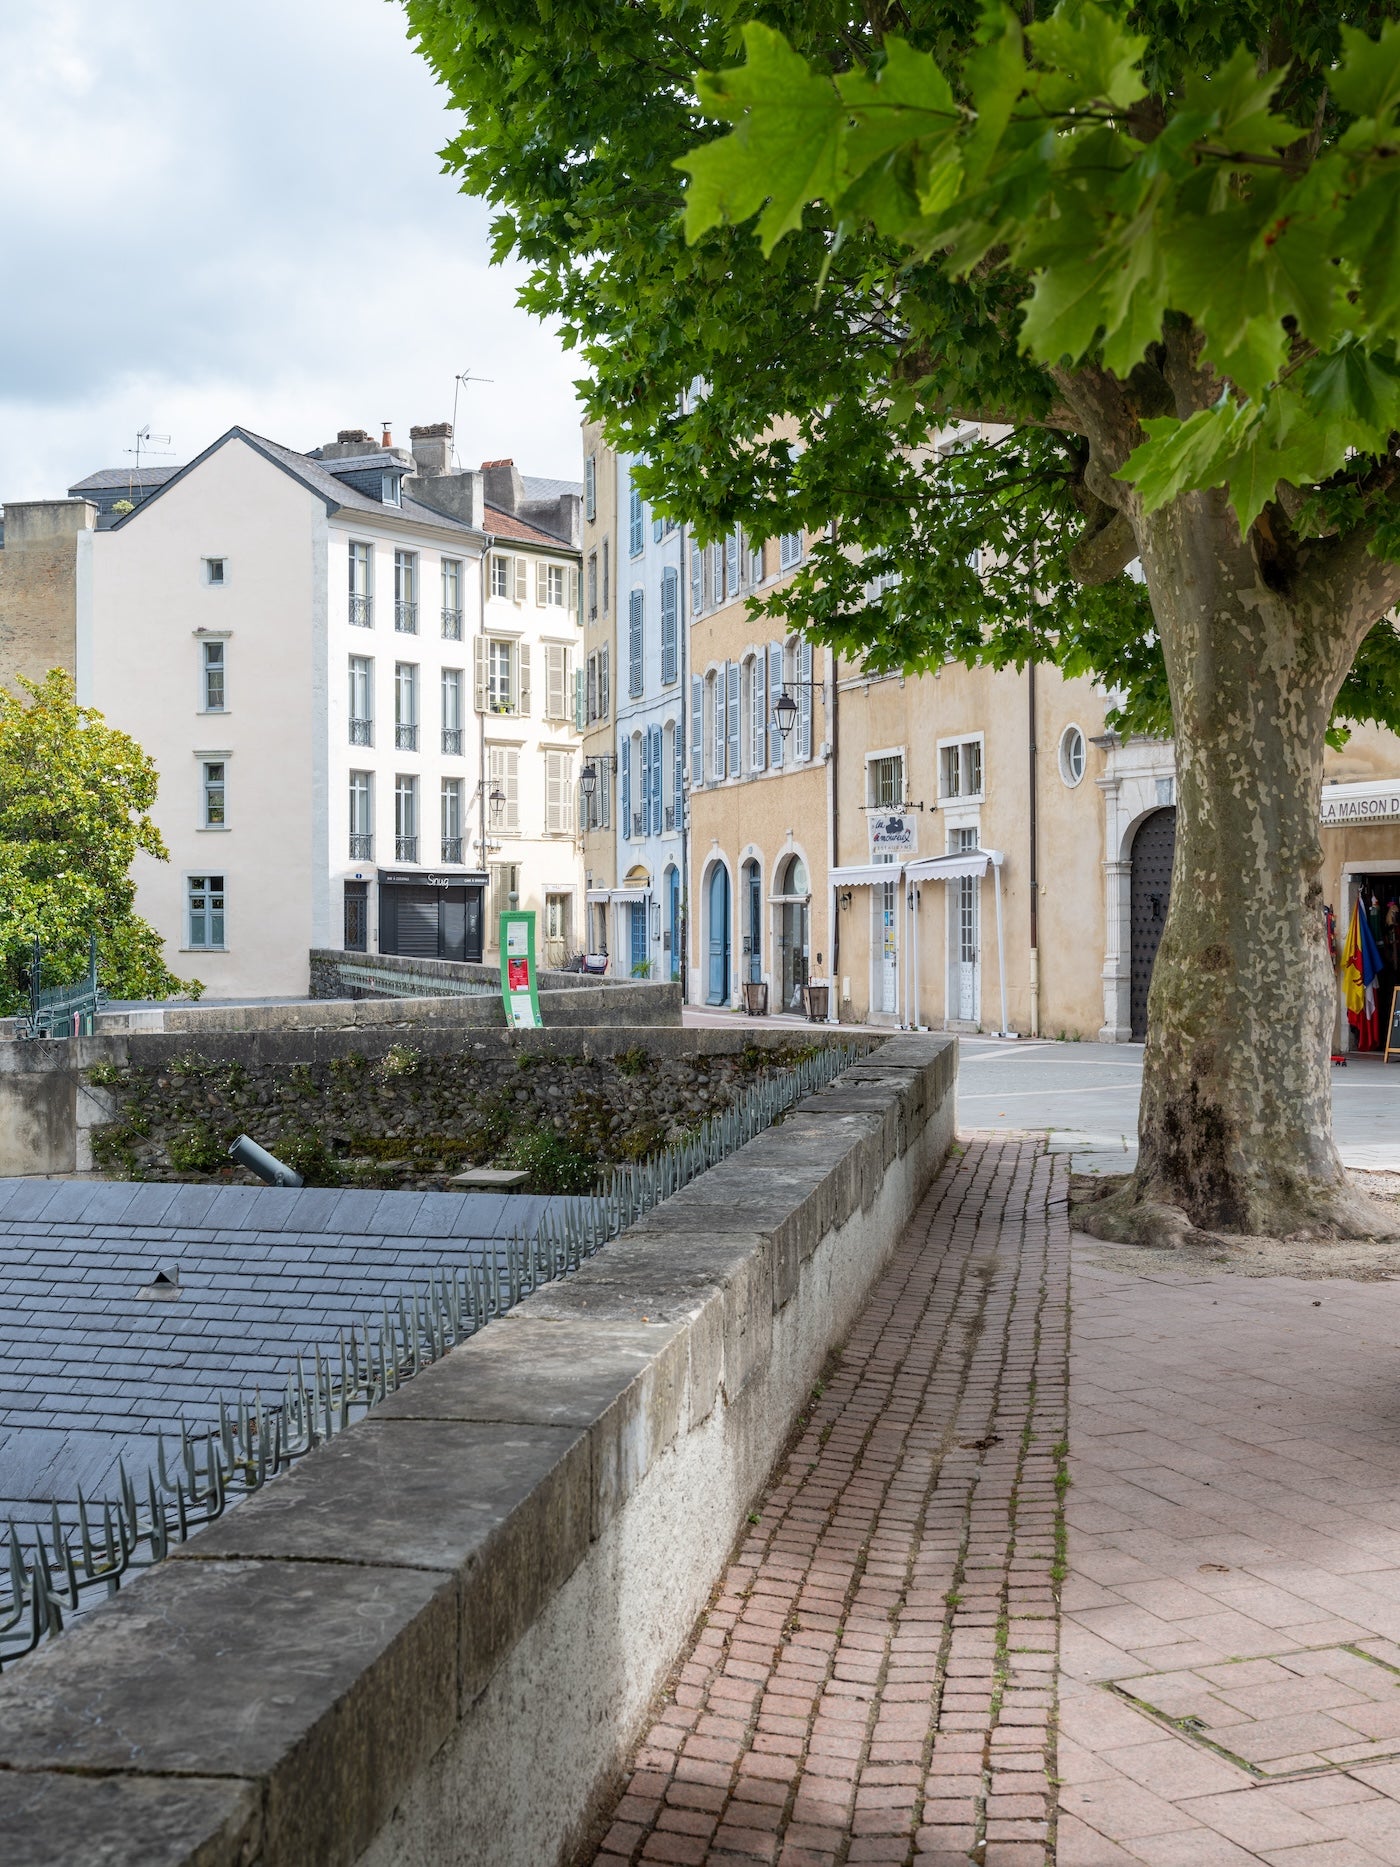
[124,425,174,498]
[450,369,494,468]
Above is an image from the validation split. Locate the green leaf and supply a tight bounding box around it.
[836,38,960,180]
[1333,20,1400,121]
[676,25,844,250]
[1026,0,1147,111]
[1180,45,1294,155]
[1340,166,1400,340]
[962,3,1027,183]
[1116,402,1254,512]
[1303,344,1400,444]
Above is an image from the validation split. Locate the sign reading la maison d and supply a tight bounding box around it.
[1319,784,1400,829]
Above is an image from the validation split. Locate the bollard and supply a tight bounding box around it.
[228,1134,304,1187]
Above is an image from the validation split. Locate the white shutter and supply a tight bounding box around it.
[575,665,585,730]
[727,661,741,775]
[505,747,520,831]
[545,751,562,834]
[769,643,785,768]
[517,643,531,715]
[513,555,527,603]
[691,676,704,784]
[546,643,566,721]
[797,638,813,760]
[599,644,610,719]
[536,560,547,606]
[568,565,580,615]
[473,636,489,712]
[713,670,726,779]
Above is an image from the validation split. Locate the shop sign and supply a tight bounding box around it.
[1319,786,1400,829]
[870,812,918,859]
[379,871,489,888]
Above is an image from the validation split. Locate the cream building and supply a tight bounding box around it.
[579,423,619,957]
[44,422,582,998]
[686,526,832,1012]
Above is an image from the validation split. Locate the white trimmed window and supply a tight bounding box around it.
[203,558,226,586]
[187,875,226,949]
[939,736,985,801]
[349,541,373,626]
[200,639,226,713]
[779,531,803,570]
[475,637,529,715]
[200,760,226,828]
[868,754,903,807]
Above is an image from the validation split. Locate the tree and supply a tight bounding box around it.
[0,671,198,1014]
[404,0,1400,1243]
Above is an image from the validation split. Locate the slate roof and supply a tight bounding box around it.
[0,1178,563,1527]
[522,474,583,502]
[68,467,183,493]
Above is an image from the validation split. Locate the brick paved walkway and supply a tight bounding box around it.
[592,1136,1071,1866]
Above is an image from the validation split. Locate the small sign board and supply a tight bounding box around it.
[1386,986,1400,1065]
[870,812,917,860]
[499,911,542,1029]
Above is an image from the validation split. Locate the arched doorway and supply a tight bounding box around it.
[706,864,732,1005]
[1129,807,1176,1039]
[776,853,810,1012]
[742,860,763,984]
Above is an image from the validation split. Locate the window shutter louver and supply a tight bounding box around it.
[691,677,704,784]
[513,556,527,603]
[674,713,685,819]
[600,644,610,718]
[726,531,740,598]
[651,724,664,833]
[797,639,813,760]
[568,565,580,616]
[661,568,677,683]
[517,643,531,715]
[545,643,565,721]
[536,560,547,606]
[727,661,740,775]
[620,737,631,838]
[629,589,644,696]
[753,656,767,771]
[714,670,727,779]
[639,730,650,832]
[474,636,489,712]
[690,538,702,617]
[769,644,785,768]
[574,665,586,730]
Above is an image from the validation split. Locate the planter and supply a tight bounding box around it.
[802,982,830,1023]
[743,980,769,1017]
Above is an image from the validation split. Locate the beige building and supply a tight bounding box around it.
[579,422,617,954]
[686,526,832,1013]
[0,499,95,690]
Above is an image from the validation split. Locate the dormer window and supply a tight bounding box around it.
[381,471,402,507]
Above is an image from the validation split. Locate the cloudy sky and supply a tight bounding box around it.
[0,1,584,501]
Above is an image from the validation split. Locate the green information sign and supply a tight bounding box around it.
[499,910,543,1029]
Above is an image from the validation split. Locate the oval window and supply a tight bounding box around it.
[1059,724,1086,787]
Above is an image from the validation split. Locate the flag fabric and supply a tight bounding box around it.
[1344,899,1384,1050]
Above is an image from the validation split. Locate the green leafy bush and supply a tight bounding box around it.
[504,1125,597,1195]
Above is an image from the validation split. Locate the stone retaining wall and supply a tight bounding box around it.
[0,1035,956,1867]
[308,947,644,999]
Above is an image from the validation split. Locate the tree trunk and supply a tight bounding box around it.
[1087,487,1391,1244]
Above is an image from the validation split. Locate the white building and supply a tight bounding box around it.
[74,424,582,997]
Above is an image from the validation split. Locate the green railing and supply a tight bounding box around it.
[18,935,107,1040]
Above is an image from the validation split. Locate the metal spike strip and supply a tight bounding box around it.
[0,1041,863,1668]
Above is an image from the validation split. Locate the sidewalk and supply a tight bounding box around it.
[589,1137,1400,1865]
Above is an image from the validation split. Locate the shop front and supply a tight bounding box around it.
[378,869,487,964]
[1320,780,1400,1054]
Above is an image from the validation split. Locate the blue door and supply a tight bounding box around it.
[667,866,681,982]
[630,900,648,975]
[707,866,731,1005]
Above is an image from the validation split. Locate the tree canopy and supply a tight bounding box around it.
[0,671,197,1016]
[405,0,1400,738]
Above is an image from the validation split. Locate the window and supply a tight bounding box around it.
[475,636,529,715]
[544,749,574,835]
[601,537,610,614]
[441,777,464,862]
[691,674,704,786]
[749,535,764,584]
[629,472,644,556]
[203,558,226,586]
[744,654,767,773]
[864,563,902,601]
[544,643,572,722]
[663,721,678,830]
[200,639,226,712]
[584,453,596,521]
[779,531,803,570]
[441,667,463,753]
[187,875,225,949]
[395,775,419,860]
[709,669,724,782]
[628,589,644,696]
[488,744,520,833]
[1059,724,1086,787]
[787,636,814,761]
[491,553,512,599]
[395,662,419,750]
[348,655,373,745]
[660,567,678,684]
[547,563,566,606]
[441,559,462,639]
[349,771,373,859]
[869,755,904,808]
[583,760,611,832]
[343,881,369,952]
[394,551,418,631]
[381,470,402,506]
[726,530,740,600]
[201,761,226,828]
[598,643,610,720]
[587,551,598,621]
[690,536,703,618]
[349,541,372,626]
[939,736,985,801]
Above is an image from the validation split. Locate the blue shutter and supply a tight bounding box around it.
[726,530,740,598]
[715,667,727,778]
[654,514,663,543]
[629,589,644,696]
[650,725,663,832]
[769,643,785,768]
[797,639,813,761]
[629,476,644,555]
[691,676,704,784]
[674,712,685,820]
[621,736,631,839]
[755,649,768,772]
[661,568,678,683]
[727,661,741,776]
[689,536,702,617]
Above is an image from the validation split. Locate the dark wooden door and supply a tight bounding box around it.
[1129,807,1176,1040]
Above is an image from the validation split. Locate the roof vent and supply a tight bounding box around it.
[137,1266,181,1301]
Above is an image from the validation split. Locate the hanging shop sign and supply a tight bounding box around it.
[869,812,918,860]
[1319,783,1400,829]
[500,910,542,1029]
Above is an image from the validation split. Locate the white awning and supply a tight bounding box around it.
[831,863,904,888]
[608,888,650,905]
[905,847,1005,883]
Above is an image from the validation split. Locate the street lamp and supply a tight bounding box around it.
[489,785,506,822]
[773,689,798,741]
[579,764,597,800]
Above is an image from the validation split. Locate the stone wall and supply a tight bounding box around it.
[308,947,643,999]
[0,1034,956,1867]
[0,500,92,690]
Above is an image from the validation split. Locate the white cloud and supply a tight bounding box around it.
[0,0,584,499]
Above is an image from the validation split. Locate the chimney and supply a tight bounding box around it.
[409,422,453,478]
[480,458,525,516]
[382,424,393,448]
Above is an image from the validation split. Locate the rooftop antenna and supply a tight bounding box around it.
[450,369,494,469]
[124,425,173,500]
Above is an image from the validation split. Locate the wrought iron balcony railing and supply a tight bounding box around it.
[395,723,418,751]
[349,594,373,627]
[441,837,463,864]
[349,717,373,746]
[348,832,373,860]
[441,607,463,640]
[395,835,418,862]
[664,805,677,831]
[394,601,418,633]
[633,811,644,837]
[441,727,463,755]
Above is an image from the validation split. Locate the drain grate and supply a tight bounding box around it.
[1110,1642,1400,1778]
